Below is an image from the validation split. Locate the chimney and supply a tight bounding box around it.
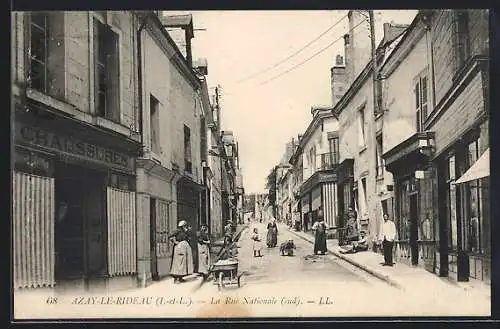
[159,14,195,67]
[330,54,347,106]
[382,22,409,46]
[344,10,371,85]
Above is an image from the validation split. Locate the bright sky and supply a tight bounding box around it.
[163,10,418,194]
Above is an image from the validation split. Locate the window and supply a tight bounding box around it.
[415,73,429,132]
[184,125,192,173]
[398,180,411,241]
[108,172,135,191]
[463,137,489,254]
[358,106,366,147]
[328,136,339,166]
[445,155,458,250]
[94,18,120,121]
[150,95,160,154]
[455,10,470,69]
[29,12,49,92]
[376,134,384,177]
[152,198,170,258]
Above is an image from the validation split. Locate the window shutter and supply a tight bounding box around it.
[93,19,100,115]
[421,76,428,122]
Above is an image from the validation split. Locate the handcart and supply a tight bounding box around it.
[209,258,243,290]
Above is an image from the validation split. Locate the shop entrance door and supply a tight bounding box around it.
[55,162,107,282]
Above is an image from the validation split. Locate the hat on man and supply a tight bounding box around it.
[178,220,187,228]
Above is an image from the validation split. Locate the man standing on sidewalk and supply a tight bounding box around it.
[380,213,396,266]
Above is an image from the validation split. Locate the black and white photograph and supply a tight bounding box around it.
[11,8,492,319]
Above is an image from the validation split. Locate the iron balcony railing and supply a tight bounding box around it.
[317,152,339,170]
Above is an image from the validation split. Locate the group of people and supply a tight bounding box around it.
[251,218,297,257]
[168,220,211,283]
[169,220,236,283]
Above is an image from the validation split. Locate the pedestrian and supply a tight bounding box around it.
[266,218,278,248]
[346,206,359,243]
[340,231,369,254]
[312,219,327,255]
[380,213,397,266]
[251,227,263,257]
[196,223,211,280]
[169,220,194,283]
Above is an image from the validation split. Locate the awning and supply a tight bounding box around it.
[455,148,489,184]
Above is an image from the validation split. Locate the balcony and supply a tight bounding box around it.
[316,152,339,171]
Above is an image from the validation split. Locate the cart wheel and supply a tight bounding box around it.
[218,272,225,291]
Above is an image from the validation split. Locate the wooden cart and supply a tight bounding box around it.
[209,259,243,290]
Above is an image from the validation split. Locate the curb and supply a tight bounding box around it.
[287,227,403,290]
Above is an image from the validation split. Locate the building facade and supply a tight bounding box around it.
[285,107,340,232]
[12,11,142,290]
[333,11,409,247]
[381,10,490,283]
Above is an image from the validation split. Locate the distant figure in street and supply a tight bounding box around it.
[251,227,263,257]
[280,238,296,256]
[169,220,194,283]
[267,218,278,248]
[312,219,327,255]
[379,213,396,266]
[346,206,359,243]
[340,231,369,254]
[196,224,211,280]
[303,213,310,232]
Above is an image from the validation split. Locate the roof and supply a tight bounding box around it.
[160,14,193,27]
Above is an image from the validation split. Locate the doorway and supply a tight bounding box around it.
[150,198,159,281]
[409,193,419,266]
[54,162,107,282]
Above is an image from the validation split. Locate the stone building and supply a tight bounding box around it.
[381,10,490,284]
[12,11,142,291]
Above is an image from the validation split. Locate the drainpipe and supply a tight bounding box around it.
[137,14,148,147]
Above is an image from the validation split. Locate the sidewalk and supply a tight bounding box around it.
[286,225,491,300]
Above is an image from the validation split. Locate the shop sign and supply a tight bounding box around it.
[15,123,134,171]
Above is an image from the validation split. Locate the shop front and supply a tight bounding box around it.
[435,121,490,283]
[135,159,181,284]
[176,176,205,272]
[383,132,436,272]
[13,103,141,291]
[336,159,354,230]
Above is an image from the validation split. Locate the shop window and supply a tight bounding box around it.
[445,155,458,250]
[414,72,429,132]
[94,17,120,122]
[150,95,160,154]
[463,137,489,254]
[108,173,134,191]
[155,199,170,257]
[376,133,384,178]
[29,12,49,92]
[398,180,411,241]
[184,125,192,173]
[15,148,54,177]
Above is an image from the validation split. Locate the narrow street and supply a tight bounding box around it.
[191,222,490,317]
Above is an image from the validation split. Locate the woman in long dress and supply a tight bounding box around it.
[196,224,211,280]
[313,219,327,255]
[169,220,194,283]
[267,219,278,248]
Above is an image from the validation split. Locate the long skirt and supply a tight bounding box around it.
[267,228,277,247]
[314,231,327,254]
[197,243,210,275]
[170,240,194,277]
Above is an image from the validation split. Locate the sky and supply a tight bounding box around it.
[163,10,418,194]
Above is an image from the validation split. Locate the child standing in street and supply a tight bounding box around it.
[251,227,263,257]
